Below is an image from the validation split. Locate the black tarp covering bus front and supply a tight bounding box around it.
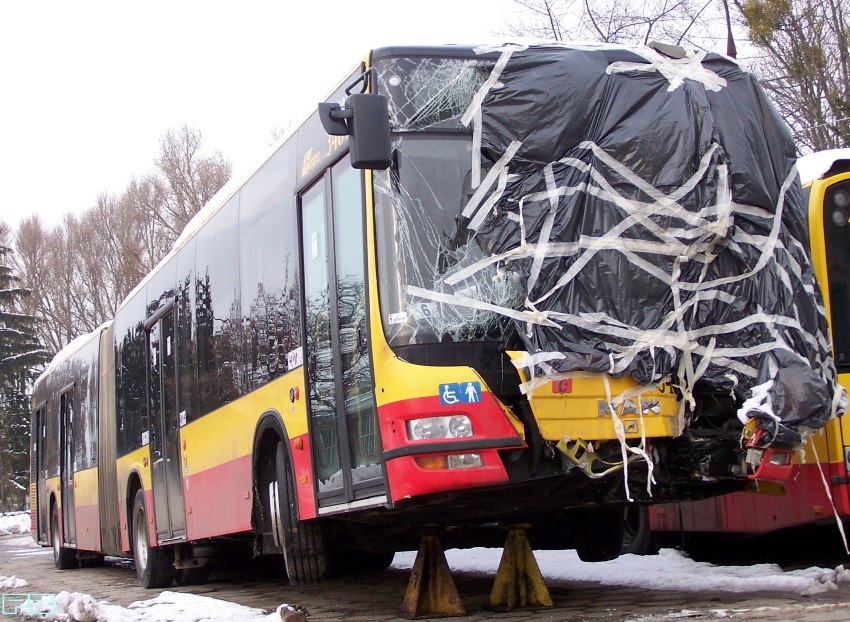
[375,43,845,449]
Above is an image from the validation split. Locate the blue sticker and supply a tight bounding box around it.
[439,381,482,405]
[460,381,482,403]
[439,383,461,405]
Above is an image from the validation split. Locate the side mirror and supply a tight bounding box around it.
[319,73,392,170]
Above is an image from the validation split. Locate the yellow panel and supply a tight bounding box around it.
[807,174,850,465]
[73,466,99,507]
[511,353,681,442]
[180,370,307,474]
[116,445,152,498]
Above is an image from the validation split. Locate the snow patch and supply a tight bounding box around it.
[0,575,29,588]
[0,511,31,535]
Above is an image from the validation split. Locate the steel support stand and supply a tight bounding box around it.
[488,524,553,610]
[401,532,466,618]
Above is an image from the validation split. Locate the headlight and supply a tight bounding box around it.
[407,415,474,440]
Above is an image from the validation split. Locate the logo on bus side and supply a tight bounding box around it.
[301,148,320,178]
[439,382,482,405]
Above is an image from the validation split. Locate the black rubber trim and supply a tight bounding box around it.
[382,436,524,461]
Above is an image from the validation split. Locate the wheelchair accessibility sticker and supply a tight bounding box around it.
[439,382,482,405]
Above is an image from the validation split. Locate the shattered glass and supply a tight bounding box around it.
[374,57,494,132]
[374,135,524,346]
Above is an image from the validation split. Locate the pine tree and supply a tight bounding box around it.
[0,239,48,512]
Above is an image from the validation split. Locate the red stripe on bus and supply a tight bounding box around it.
[183,454,253,540]
[385,449,510,501]
[74,503,101,552]
[650,461,850,534]
[289,433,317,521]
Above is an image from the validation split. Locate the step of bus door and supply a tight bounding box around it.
[489,524,553,611]
[401,533,466,618]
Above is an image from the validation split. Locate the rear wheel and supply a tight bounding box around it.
[51,504,77,570]
[571,507,625,562]
[132,489,175,589]
[271,441,329,585]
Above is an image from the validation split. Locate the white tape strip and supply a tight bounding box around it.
[607,48,727,92]
[462,140,522,224]
[463,44,527,188]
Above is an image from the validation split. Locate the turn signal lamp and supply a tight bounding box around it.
[415,453,483,470]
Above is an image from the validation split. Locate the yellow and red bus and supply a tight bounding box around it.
[30,44,840,589]
[634,150,850,553]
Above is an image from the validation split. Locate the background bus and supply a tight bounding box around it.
[626,150,850,557]
[30,44,841,590]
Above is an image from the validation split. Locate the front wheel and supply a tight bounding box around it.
[132,489,175,589]
[271,442,329,585]
[51,504,77,570]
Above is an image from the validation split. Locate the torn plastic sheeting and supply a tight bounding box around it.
[380,43,844,450]
[471,44,843,445]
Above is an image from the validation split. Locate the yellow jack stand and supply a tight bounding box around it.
[489,524,553,610]
[401,533,466,618]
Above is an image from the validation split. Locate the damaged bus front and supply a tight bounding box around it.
[318,43,845,554]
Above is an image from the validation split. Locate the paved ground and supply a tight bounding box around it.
[3,532,850,621]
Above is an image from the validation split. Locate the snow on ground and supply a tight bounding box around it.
[5,550,848,621]
[0,511,30,536]
[391,548,850,597]
[14,591,295,622]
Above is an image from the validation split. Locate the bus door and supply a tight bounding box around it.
[300,158,385,511]
[146,305,187,542]
[34,403,47,541]
[59,387,76,546]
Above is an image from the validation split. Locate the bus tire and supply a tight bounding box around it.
[621,505,658,555]
[174,566,211,586]
[273,441,328,585]
[51,504,77,570]
[132,489,175,589]
[571,507,625,562]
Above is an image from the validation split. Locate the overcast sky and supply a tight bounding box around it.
[0,0,518,231]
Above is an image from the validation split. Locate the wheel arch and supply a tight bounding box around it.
[125,470,143,553]
[251,411,296,531]
[48,492,59,546]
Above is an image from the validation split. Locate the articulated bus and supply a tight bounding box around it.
[636,150,850,554]
[30,44,835,590]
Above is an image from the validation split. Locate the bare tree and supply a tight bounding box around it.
[503,0,849,150]
[153,124,232,238]
[503,0,728,49]
[12,125,232,354]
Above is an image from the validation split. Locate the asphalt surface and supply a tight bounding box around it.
[3,530,850,622]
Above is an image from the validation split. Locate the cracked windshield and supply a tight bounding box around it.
[373,56,522,348]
